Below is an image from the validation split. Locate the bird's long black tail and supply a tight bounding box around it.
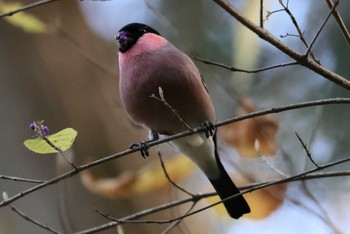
[209,134,251,219]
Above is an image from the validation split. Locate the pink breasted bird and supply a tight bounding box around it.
[116,23,250,219]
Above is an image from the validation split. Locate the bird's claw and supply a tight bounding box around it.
[130,142,150,158]
[201,121,215,138]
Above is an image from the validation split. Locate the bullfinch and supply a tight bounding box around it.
[116,23,250,219]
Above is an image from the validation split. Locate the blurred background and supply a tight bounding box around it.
[0,0,349,233]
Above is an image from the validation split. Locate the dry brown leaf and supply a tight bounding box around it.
[219,99,279,157]
[215,99,285,219]
[207,179,286,219]
[80,155,196,198]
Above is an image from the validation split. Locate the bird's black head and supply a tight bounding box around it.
[116,23,160,53]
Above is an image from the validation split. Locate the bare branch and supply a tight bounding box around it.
[150,87,194,131]
[0,0,61,18]
[299,182,341,233]
[215,98,350,128]
[259,155,289,177]
[31,121,78,170]
[10,204,61,234]
[260,0,264,28]
[212,0,350,90]
[75,168,350,234]
[42,135,78,170]
[0,175,45,184]
[157,148,195,196]
[325,0,350,47]
[0,98,349,208]
[295,132,320,168]
[96,199,197,234]
[279,0,319,62]
[304,0,339,57]
[194,56,298,73]
[160,201,196,234]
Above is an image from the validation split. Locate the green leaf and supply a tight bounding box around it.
[24,128,78,154]
[0,2,47,33]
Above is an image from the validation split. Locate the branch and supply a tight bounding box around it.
[150,87,194,131]
[278,0,319,62]
[259,0,264,28]
[212,0,350,90]
[8,202,61,234]
[194,56,298,73]
[325,0,350,47]
[31,121,78,170]
[304,0,338,57]
[42,135,78,170]
[0,98,349,208]
[160,202,196,234]
[0,175,45,184]
[157,148,194,196]
[96,200,197,234]
[295,132,320,168]
[75,168,350,234]
[0,0,61,18]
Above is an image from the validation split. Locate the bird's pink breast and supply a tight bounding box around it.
[118,35,215,134]
[118,33,168,65]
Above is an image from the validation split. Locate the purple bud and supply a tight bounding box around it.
[41,125,49,136]
[29,122,35,131]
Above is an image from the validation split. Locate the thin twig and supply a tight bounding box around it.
[153,153,350,224]
[295,132,320,168]
[31,121,78,170]
[0,0,61,18]
[95,209,117,221]
[299,182,341,233]
[75,167,350,234]
[160,201,197,234]
[76,166,350,234]
[42,136,78,170]
[0,98,349,208]
[259,155,289,177]
[10,204,61,234]
[157,148,195,196]
[265,9,285,21]
[304,0,339,57]
[278,0,319,62]
[0,175,45,184]
[280,33,301,38]
[31,121,77,170]
[325,0,350,47]
[260,0,264,28]
[212,0,350,90]
[150,87,194,131]
[194,56,298,73]
[96,199,197,234]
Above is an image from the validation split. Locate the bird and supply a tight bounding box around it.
[115,23,250,219]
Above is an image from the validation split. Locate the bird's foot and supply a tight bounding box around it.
[130,130,159,158]
[201,121,215,138]
[130,141,150,158]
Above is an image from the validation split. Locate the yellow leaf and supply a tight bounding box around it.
[24,128,78,154]
[134,155,196,193]
[80,155,196,198]
[0,2,47,33]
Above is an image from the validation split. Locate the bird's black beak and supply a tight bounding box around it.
[115,33,120,41]
[115,31,129,53]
